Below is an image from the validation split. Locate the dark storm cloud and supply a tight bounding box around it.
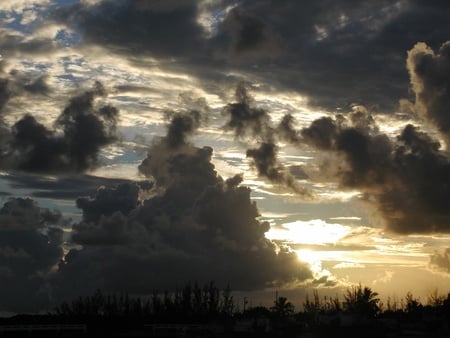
[53,0,207,58]
[378,125,450,234]
[222,83,312,196]
[52,111,315,301]
[53,0,450,111]
[286,36,450,233]
[407,41,450,144]
[0,61,54,166]
[246,142,312,197]
[0,31,56,56]
[277,114,301,144]
[164,109,202,149]
[0,62,23,157]
[76,183,142,223]
[0,62,51,118]
[211,0,450,111]
[138,108,204,185]
[222,82,271,139]
[294,106,450,234]
[56,151,313,301]
[0,61,12,113]
[1,81,119,173]
[0,197,65,312]
[299,107,392,187]
[3,172,136,200]
[21,75,51,95]
[211,7,281,59]
[300,116,338,150]
[5,68,52,97]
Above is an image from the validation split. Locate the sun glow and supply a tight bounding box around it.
[266,219,351,245]
[266,220,353,278]
[295,249,344,276]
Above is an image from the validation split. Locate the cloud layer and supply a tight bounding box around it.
[48,0,450,111]
[0,81,119,173]
[54,112,314,302]
[0,197,65,312]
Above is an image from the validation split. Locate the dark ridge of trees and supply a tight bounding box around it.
[50,283,450,330]
[2,283,450,337]
[301,284,450,317]
[53,281,234,324]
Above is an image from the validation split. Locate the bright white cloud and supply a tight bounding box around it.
[266,219,351,245]
[0,0,51,13]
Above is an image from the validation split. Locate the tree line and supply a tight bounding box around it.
[51,281,450,325]
[53,281,234,323]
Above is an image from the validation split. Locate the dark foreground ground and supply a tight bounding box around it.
[1,314,450,338]
[0,325,449,338]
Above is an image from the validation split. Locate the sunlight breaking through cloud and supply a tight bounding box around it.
[266,219,351,245]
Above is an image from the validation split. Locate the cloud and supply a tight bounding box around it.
[407,41,450,144]
[429,248,450,273]
[0,62,51,147]
[1,81,119,173]
[0,104,315,308]
[266,40,450,234]
[222,83,312,196]
[293,106,450,234]
[53,0,207,58]
[0,75,12,114]
[56,158,313,300]
[2,172,138,200]
[222,82,271,140]
[164,109,203,149]
[76,182,142,224]
[21,75,51,95]
[0,29,56,57]
[138,108,204,186]
[246,142,313,197]
[277,114,301,144]
[0,0,51,13]
[214,0,450,110]
[300,116,338,150]
[0,59,51,96]
[211,7,281,59]
[53,113,315,301]
[43,1,450,112]
[0,197,65,312]
[0,61,58,169]
[298,108,392,187]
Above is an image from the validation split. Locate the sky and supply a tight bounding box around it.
[1,0,450,314]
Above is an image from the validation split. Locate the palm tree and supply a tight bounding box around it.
[271,296,295,318]
[343,283,381,318]
[405,291,422,314]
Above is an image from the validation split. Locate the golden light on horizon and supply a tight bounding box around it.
[266,219,351,245]
[295,248,346,277]
[266,219,352,278]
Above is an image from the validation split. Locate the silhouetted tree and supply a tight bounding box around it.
[404,291,423,320]
[385,295,402,314]
[271,296,295,318]
[181,282,193,316]
[343,283,381,318]
[220,284,234,316]
[303,289,321,325]
[428,288,446,307]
